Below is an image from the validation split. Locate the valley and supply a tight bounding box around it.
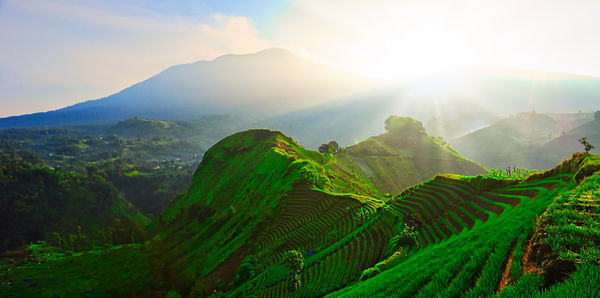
[2,115,599,297]
[2,8,600,295]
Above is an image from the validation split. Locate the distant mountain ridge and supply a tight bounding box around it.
[260,70,600,149]
[450,111,598,169]
[0,48,376,129]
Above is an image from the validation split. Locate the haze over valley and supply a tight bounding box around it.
[2,1,600,297]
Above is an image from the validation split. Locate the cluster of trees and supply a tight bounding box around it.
[0,123,207,253]
[0,154,145,253]
[49,218,146,252]
[0,129,199,217]
[318,141,343,155]
[0,127,204,169]
[284,250,304,291]
[488,167,539,180]
[390,225,420,252]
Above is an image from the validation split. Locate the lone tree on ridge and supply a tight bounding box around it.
[579,137,595,154]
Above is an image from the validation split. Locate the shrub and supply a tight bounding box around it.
[359,267,381,281]
[288,274,302,291]
[284,250,304,291]
[233,255,257,286]
[390,225,420,251]
[284,250,304,273]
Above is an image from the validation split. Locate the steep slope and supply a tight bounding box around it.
[451,112,594,169]
[518,155,600,290]
[538,115,600,168]
[334,116,487,194]
[0,48,375,128]
[149,120,481,296]
[3,125,599,297]
[151,129,383,295]
[328,154,600,298]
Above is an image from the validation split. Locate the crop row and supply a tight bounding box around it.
[258,219,391,297]
[255,182,365,265]
[539,172,600,262]
[390,174,567,249]
[328,174,564,297]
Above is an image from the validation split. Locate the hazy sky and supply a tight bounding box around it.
[2,0,600,117]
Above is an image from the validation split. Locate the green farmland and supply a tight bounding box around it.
[2,118,600,297]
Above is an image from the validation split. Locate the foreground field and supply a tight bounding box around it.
[1,124,599,297]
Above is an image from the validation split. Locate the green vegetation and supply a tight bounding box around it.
[452,111,599,170]
[327,175,572,297]
[579,137,595,153]
[284,250,304,291]
[488,167,539,180]
[0,121,205,216]
[389,225,420,251]
[0,155,146,253]
[319,141,342,155]
[0,243,166,296]
[2,118,600,297]
[333,116,487,195]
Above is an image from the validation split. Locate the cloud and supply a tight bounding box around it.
[3,0,600,117]
[269,0,600,79]
[0,0,270,116]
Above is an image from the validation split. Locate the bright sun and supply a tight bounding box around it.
[318,14,478,82]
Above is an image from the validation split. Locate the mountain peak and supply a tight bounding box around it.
[213,47,299,63]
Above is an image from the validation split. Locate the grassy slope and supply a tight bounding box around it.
[0,243,166,297]
[538,118,600,168]
[145,128,597,297]
[335,116,487,195]
[498,157,600,297]
[151,129,381,295]
[328,154,600,298]
[2,125,599,297]
[451,112,594,169]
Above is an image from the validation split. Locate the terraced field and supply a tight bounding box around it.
[254,181,379,267]
[534,171,600,264]
[327,173,578,297]
[384,175,568,248]
[227,170,577,298]
[257,217,392,297]
[170,140,598,297]
[227,180,391,297]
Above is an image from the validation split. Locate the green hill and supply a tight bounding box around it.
[451,112,594,169]
[151,128,384,295]
[2,121,600,297]
[537,116,600,168]
[334,116,487,194]
[328,153,599,298]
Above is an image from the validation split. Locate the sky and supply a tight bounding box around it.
[1,0,600,117]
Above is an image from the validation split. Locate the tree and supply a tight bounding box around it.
[390,225,420,251]
[595,110,600,121]
[327,141,339,152]
[318,143,331,154]
[319,141,341,155]
[384,116,425,135]
[283,250,304,291]
[579,137,595,154]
